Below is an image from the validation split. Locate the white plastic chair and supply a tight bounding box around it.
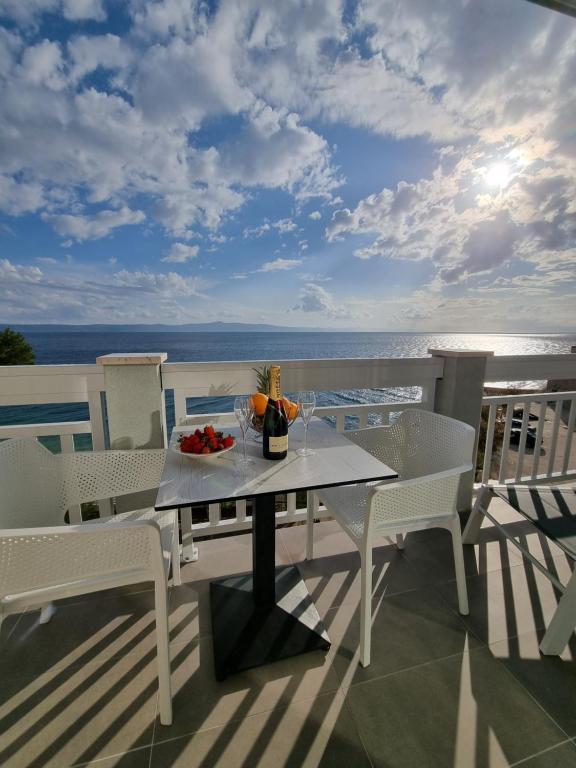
[0,438,180,726]
[306,409,475,668]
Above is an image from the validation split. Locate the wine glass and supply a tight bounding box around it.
[234,396,254,464]
[296,391,316,456]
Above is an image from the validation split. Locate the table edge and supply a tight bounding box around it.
[154,471,398,511]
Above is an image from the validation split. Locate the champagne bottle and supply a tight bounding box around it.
[263,365,288,460]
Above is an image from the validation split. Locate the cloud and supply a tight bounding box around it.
[326,140,576,284]
[243,222,271,239]
[0,175,45,215]
[258,257,302,272]
[272,218,297,234]
[0,258,43,283]
[0,0,105,24]
[112,268,205,297]
[68,34,133,82]
[293,282,352,319]
[36,256,59,264]
[42,207,146,242]
[161,242,199,263]
[20,39,66,90]
[308,210,321,220]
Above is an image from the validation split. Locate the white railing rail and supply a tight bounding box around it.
[0,363,106,452]
[479,391,576,485]
[485,354,576,383]
[162,356,444,426]
[2,353,575,550]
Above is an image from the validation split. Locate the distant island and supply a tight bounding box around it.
[3,322,326,334]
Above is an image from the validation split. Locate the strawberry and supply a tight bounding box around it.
[222,435,234,449]
[201,446,211,454]
[194,429,202,438]
[192,444,203,454]
[204,425,216,438]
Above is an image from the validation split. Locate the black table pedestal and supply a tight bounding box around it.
[210,492,330,681]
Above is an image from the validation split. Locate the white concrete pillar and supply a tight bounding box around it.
[97,353,168,450]
[428,349,494,512]
[97,353,167,512]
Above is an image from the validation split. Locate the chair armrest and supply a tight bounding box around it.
[0,521,164,598]
[61,449,167,506]
[367,464,472,530]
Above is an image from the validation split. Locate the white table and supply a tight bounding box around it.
[155,418,397,680]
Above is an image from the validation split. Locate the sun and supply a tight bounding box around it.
[485,162,511,189]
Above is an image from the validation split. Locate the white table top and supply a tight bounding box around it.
[155,418,397,510]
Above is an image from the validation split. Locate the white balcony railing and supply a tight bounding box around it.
[480,391,576,485]
[1,352,575,553]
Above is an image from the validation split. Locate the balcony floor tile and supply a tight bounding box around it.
[344,646,568,768]
[3,514,576,767]
[0,647,158,768]
[436,558,573,646]
[154,634,340,740]
[324,587,481,689]
[150,689,371,768]
[489,628,576,738]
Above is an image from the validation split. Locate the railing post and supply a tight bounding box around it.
[97,353,167,513]
[428,348,494,512]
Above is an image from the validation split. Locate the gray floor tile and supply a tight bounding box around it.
[0,649,157,767]
[437,560,573,645]
[279,520,358,563]
[74,746,152,767]
[150,690,371,768]
[181,531,291,585]
[324,586,480,688]
[514,741,576,767]
[0,590,162,683]
[153,635,340,739]
[297,544,425,617]
[345,647,567,768]
[404,525,524,584]
[0,611,24,646]
[490,629,576,738]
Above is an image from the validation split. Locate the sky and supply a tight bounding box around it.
[0,0,575,331]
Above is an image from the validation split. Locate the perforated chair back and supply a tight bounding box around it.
[0,438,67,529]
[345,409,475,480]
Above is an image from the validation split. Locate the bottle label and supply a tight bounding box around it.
[268,435,288,453]
[269,366,281,400]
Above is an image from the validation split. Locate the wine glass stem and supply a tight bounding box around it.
[304,422,308,453]
[243,431,247,462]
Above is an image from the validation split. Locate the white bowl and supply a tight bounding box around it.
[171,441,236,460]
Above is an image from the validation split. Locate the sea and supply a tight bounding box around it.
[2,331,576,448]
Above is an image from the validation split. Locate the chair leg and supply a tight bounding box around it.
[154,581,173,726]
[396,533,405,550]
[540,571,576,655]
[306,491,318,561]
[462,485,492,544]
[39,602,56,624]
[359,546,373,668]
[171,512,182,587]
[450,516,469,616]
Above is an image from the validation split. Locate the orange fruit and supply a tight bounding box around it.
[251,392,268,416]
[282,397,299,421]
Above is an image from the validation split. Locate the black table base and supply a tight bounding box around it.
[210,492,330,681]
